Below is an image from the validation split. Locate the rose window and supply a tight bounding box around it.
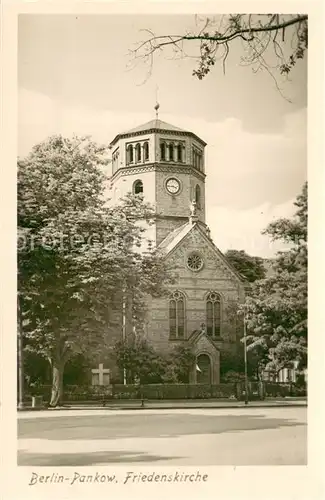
[187,252,204,272]
[172,291,183,301]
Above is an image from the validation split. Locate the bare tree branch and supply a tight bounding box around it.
[130,14,308,97]
[223,42,229,75]
[133,15,306,49]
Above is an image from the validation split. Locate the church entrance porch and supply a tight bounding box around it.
[196,354,211,384]
[188,327,220,384]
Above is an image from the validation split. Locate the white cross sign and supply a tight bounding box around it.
[91,363,110,386]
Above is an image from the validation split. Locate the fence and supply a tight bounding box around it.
[22,381,306,404]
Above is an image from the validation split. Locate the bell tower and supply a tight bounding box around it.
[108,112,207,245]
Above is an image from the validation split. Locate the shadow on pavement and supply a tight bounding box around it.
[18,449,182,466]
[18,413,306,441]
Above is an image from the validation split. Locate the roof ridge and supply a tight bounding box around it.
[157,222,190,251]
[195,224,246,283]
[188,329,220,351]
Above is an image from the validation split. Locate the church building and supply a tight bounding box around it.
[106,115,246,384]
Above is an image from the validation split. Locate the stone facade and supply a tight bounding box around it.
[147,227,243,344]
[107,118,246,384]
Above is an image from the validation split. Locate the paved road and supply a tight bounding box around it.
[18,407,307,466]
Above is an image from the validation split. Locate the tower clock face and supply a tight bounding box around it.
[166,178,180,195]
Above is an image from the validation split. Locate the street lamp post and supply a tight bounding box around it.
[17,299,24,410]
[122,295,127,385]
[243,316,249,405]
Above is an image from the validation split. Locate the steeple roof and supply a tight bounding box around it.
[109,118,206,147]
[124,119,185,134]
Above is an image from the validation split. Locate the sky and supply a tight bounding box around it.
[18,14,307,258]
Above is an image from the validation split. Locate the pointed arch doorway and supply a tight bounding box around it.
[196,354,211,384]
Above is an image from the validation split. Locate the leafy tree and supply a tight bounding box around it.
[18,135,171,406]
[225,249,266,283]
[220,348,263,382]
[113,340,195,384]
[132,14,307,98]
[222,371,246,384]
[167,345,196,383]
[113,339,167,384]
[64,354,93,386]
[24,351,51,387]
[242,183,307,377]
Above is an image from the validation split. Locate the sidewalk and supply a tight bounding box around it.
[19,397,307,412]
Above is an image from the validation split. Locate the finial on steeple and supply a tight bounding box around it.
[154,85,160,119]
[154,102,160,119]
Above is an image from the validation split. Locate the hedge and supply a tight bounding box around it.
[23,384,114,402]
[111,383,238,400]
[23,383,238,401]
[22,381,306,403]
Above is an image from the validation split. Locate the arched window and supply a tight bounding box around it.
[177,144,183,162]
[195,184,201,209]
[169,144,174,161]
[133,179,143,195]
[193,150,196,168]
[127,144,133,164]
[143,142,149,161]
[169,290,185,339]
[206,292,221,338]
[193,149,203,170]
[136,143,141,162]
[160,142,166,161]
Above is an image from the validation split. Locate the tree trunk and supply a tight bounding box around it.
[49,359,64,407]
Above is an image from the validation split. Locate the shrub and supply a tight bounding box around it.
[112,384,140,399]
[264,382,306,398]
